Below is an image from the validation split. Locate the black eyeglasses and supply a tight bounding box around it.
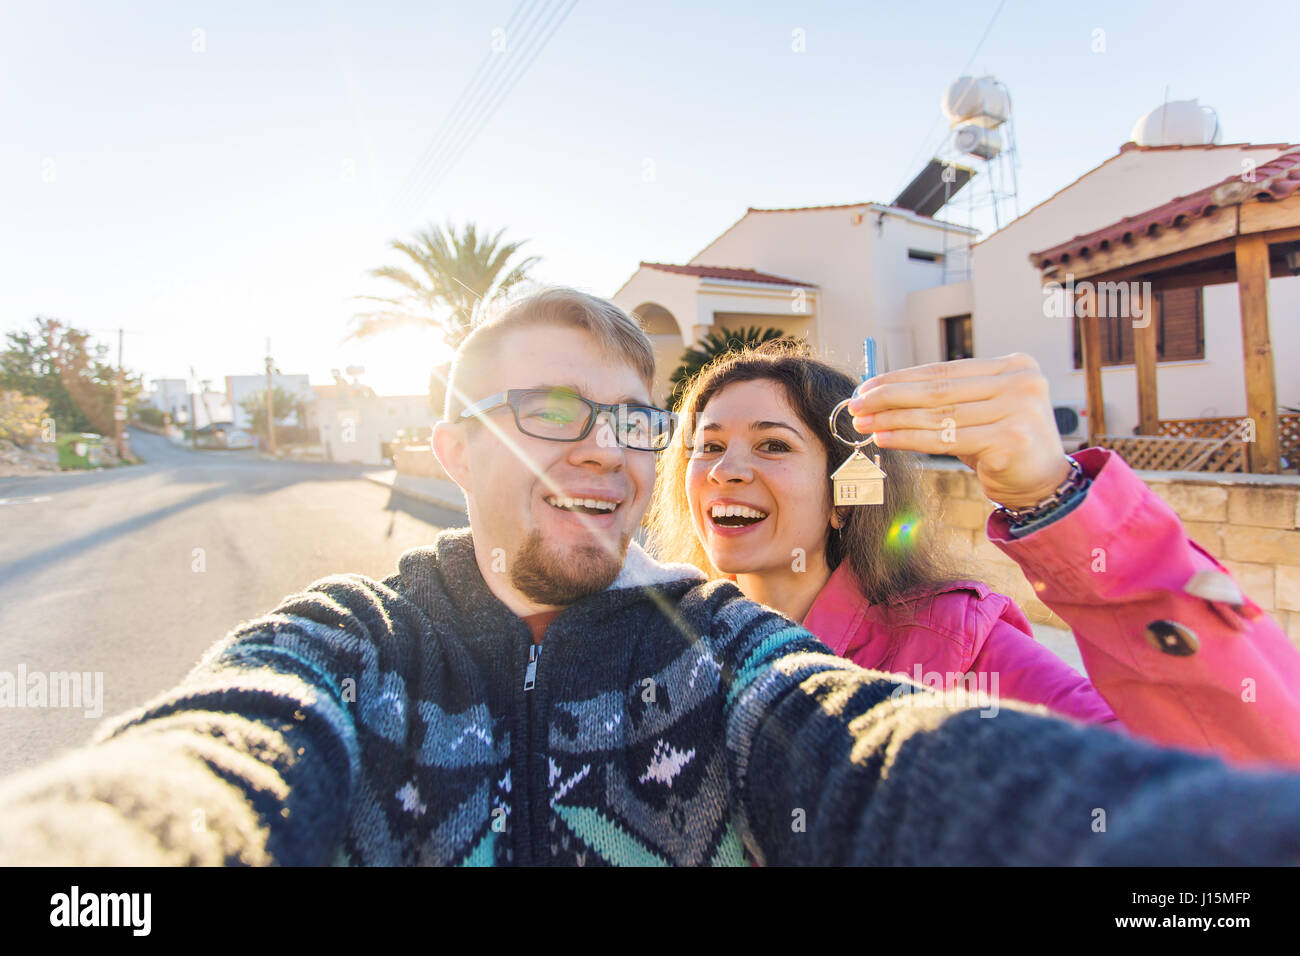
[459,387,677,452]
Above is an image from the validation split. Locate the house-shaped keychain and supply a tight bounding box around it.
[832,450,886,506]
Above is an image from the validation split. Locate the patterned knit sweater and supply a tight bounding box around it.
[2,528,1300,866]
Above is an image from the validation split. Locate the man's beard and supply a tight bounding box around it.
[510,528,630,606]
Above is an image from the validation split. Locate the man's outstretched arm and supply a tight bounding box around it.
[695,583,1300,866]
[0,575,401,865]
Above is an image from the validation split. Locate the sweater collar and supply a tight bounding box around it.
[394,529,705,639]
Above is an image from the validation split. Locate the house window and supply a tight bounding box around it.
[909,249,944,263]
[942,314,973,360]
[1071,287,1204,368]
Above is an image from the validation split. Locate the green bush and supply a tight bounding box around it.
[134,405,167,428]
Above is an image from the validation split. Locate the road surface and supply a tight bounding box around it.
[0,429,466,779]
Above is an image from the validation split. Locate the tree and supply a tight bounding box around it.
[350,222,540,348]
[0,390,49,445]
[667,326,792,409]
[239,386,303,440]
[0,317,140,435]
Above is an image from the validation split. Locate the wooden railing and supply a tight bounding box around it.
[1094,434,1248,472]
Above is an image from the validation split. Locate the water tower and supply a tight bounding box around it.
[893,75,1021,282]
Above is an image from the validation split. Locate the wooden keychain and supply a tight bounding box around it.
[828,337,886,506]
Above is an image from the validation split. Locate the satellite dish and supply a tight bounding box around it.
[1130,99,1221,147]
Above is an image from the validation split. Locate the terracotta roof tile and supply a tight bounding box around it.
[638,261,817,287]
[1031,150,1300,269]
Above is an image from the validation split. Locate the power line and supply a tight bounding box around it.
[390,0,579,217]
[397,0,577,215]
[406,0,575,205]
[389,0,548,213]
[888,0,1009,202]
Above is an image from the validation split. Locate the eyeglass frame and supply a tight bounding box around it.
[458,387,678,452]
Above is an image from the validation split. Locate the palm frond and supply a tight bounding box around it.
[358,221,541,348]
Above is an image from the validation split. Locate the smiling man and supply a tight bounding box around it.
[434,311,660,613]
[4,287,1300,867]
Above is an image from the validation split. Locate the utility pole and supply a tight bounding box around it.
[113,327,127,461]
[189,366,199,450]
[198,379,216,439]
[265,337,277,455]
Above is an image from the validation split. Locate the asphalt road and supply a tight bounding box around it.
[0,429,467,779]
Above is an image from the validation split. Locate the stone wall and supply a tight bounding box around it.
[394,445,448,479]
[920,461,1300,649]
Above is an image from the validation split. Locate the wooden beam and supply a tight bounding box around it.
[1234,235,1280,473]
[1039,237,1239,287]
[1046,208,1239,282]
[1149,257,1296,291]
[1150,268,1239,291]
[1133,287,1160,434]
[1076,286,1106,444]
[1239,192,1300,234]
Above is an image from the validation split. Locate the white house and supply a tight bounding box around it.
[613,204,977,406]
[225,374,312,431]
[307,384,441,465]
[141,379,232,429]
[140,378,188,422]
[613,141,1299,450]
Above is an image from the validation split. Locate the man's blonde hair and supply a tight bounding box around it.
[442,287,656,421]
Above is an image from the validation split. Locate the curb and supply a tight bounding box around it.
[363,472,467,513]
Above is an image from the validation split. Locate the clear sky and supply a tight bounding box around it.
[3,0,1296,397]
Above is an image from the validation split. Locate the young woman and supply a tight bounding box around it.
[646,340,1300,766]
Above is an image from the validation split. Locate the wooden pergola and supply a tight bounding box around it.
[1030,151,1300,474]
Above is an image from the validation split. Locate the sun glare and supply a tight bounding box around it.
[348,327,456,397]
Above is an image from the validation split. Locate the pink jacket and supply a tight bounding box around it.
[802,447,1300,767]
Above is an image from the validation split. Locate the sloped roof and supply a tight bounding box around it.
[1030,149,1300,269]
[832,451,886,477]
[639,261,817,287]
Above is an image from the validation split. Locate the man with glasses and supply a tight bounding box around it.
[4,286,1300,866]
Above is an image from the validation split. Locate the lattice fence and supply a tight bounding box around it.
[1156,414,1299,468]
[1095,434,1247,472]
[1283,415,1300,464]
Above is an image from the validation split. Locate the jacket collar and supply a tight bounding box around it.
[802,561,996,658]
[609,540,706,590]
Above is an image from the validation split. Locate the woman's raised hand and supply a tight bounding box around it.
[846,353,1072,509]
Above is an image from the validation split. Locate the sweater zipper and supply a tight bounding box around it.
[520,640,543,865]
[524,644,542,691]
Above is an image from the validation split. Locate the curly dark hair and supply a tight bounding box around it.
[645,338,958,613]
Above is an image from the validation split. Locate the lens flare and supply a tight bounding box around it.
[885,509,923,555]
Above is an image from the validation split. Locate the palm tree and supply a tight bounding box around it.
[667,325,791,409]
[350,222,540,347]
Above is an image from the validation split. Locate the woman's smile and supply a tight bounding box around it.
[704,497,771,536]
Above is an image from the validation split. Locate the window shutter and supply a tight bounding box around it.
[1156,288,1204,361]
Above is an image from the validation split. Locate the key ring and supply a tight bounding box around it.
[829,398,877,451]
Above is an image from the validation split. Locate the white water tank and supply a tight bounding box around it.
[942,76,1010,129]
[1130,99,1222,146]
[954,124,1003,159]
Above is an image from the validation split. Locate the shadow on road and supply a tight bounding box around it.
[2,429,471,586]
[379,486,467,535]
[0,484,239,588]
